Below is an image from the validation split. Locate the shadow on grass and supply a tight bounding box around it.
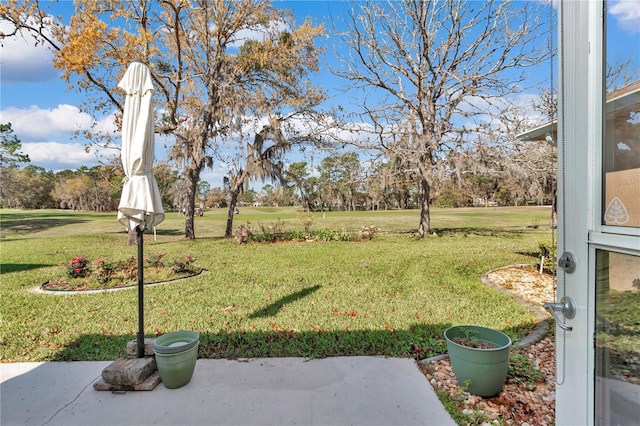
[2,209,115,222]
[431,227,536,238]
[145,234,231,242]
[0,218,89,234]
[108,228,185,237]
[146,228,185,237]
[51,323,537,362]
[516,250,542,259]
[0,263,53,274]
[249,285,321,319]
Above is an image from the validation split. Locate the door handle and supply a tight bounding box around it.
[543,296,576,331]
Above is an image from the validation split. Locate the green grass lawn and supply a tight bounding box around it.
[0,206,553,362]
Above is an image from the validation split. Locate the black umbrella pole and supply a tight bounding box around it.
[137,226,144,358]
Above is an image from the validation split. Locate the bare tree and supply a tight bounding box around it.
[333,0,549,236]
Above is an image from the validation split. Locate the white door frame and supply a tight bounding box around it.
[557,1,640,424]
[555,1,601,424]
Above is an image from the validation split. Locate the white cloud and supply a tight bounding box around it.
[21,141,111,171]
[455,92,547,134]
[93,111,119,135]
[1,104,121,171]
[199,167,228,189]
[0,22,59,83]
[1,104,117,141]
[228,19,289,48]
[609,0,640,33]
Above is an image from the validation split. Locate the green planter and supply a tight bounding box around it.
[154,331,199,389]
[444,325,511,397]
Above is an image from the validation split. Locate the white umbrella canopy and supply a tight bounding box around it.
[116,62,165,358]
[117,62,164,234]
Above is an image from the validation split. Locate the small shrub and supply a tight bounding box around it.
[285,230,307,240]
[170,254,196,274]
[452,328,497,349]
[313,228,336,241]
[336,230,354,241]
[145,252,166,267]
[234,225,249,244]
[94,258,116,284]
[433,197,457,208]
[257,220,285,243]
[251,234,267,243]
[358,225,380,241]
[297,212,316,237]
[508,352,543,385]
[117,256,138,280]
[66,256,90,278]
[539,240,557,273]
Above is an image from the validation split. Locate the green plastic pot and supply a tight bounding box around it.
[154,331,199,389]
[154,331,199,354]
[444,325,511,397]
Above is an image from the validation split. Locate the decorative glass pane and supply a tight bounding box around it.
[603,2,640,228]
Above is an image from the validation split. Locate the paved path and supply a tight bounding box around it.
[1,357,455,426]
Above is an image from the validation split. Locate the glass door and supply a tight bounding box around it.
[594,2,640,423]
[594,250,640,424]
[555,1,639,425]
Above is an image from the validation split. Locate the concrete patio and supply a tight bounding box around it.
[1,356,455,426]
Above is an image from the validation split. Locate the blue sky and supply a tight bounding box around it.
[1,0,639,188]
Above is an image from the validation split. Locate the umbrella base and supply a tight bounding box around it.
[94,370,161,391]
[126,338,156,357]
[96,357,159,391]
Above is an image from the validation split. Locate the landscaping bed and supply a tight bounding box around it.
[421,265,556,425]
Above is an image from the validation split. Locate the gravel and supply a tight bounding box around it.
[419,265,557,425]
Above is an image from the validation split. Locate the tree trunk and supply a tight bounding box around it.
[550,186,558,229]
[418,179,431,237]
[184,174,196,240]
[397,191,405,209]
[225,189,240,238]
[184,170,198,240]
[304,196,313,212]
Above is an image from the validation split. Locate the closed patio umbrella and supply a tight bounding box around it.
[117,62,164,358]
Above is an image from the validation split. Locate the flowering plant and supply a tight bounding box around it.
[47,253,201,292]
[66,256,90,278]
[234,225,249,243]
[170,254,196,274]
[144,252,166,267]
[95,258,116,284]
[359,225,380,241]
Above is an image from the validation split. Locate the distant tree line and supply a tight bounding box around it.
[256,141,556,211]
[1,122,555,212]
